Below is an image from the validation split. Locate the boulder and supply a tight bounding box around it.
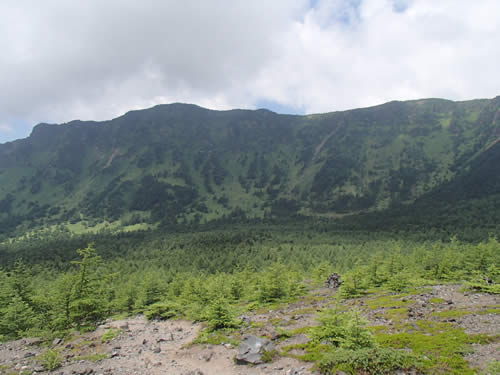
[235,335,274,365]
[325,273,342,289]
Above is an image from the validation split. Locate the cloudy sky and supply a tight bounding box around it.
[1,0,499,143]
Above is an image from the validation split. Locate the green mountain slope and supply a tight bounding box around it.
[0,97,499,235]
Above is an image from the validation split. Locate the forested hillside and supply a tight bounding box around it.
[0,96,499,237]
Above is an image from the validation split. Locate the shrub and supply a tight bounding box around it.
[205,298,240,332]
[318,347,424,374]
[310,308,376,350]
[339,269,367,299]
[258,264,289,302]
[144,301,181,320]
[40,349,62,371]
[485,360,500,375]
[386,272,410,292]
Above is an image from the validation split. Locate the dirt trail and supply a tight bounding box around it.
[0,316,314,375]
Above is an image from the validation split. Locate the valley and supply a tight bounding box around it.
[1,97,499,374]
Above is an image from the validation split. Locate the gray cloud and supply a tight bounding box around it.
[0,1,306,130]
[0,0,499,142]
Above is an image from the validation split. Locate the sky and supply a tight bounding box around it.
[1,0,500,143]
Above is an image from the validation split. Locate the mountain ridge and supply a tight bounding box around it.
[0,95,499,236]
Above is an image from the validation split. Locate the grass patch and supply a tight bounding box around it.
[431,309,472,319]
[101,328,121,343]
[366,294,413,309]
[281,342,329,362]
[485,360,500,375]
[429,297,445,303]
[249,321,265,329]
[478,307,500,315]
[384,307,408,321]
[261,348,279,363]
[275,325,312,340]
[375,320,497,374]
[318,347,426,374]
[192,327,241,347]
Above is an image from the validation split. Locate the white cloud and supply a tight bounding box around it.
[0,123,13,133]
[251,0,500,113]
[0,0,499,142]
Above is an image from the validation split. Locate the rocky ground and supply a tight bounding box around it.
[0,284,498,375]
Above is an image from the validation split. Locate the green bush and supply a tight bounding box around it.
[144,301,181,320]
[386,272,410,292]
[258,263,289,302]
[485,360,500,375]
[204,298,240,332]
[318,347,424,374]
[310,308,375,350]
[40,349,62,371]
[339,269,368,299]
[466,280,500,294]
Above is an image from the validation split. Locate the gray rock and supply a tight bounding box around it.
[74,368,94,375]
[235,335,274,365]
[23,337,43,346]
[325,273,342,289]
[52,337,63,346]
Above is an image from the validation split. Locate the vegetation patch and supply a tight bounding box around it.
[101,328,121,343]
[39,349,62,371]
[144,301,182,320]
[318,347,425,374]
[429,297,445,303]
[465,282,500,295]
[261,348,280,363]
[375,320,498,374]
[478,307,500,315]
[366,295,413,310]
[431,309,472,319]
[192,328,240,347]
[383,307,408,324]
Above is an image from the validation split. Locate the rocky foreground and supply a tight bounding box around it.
[0,284,498,375]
